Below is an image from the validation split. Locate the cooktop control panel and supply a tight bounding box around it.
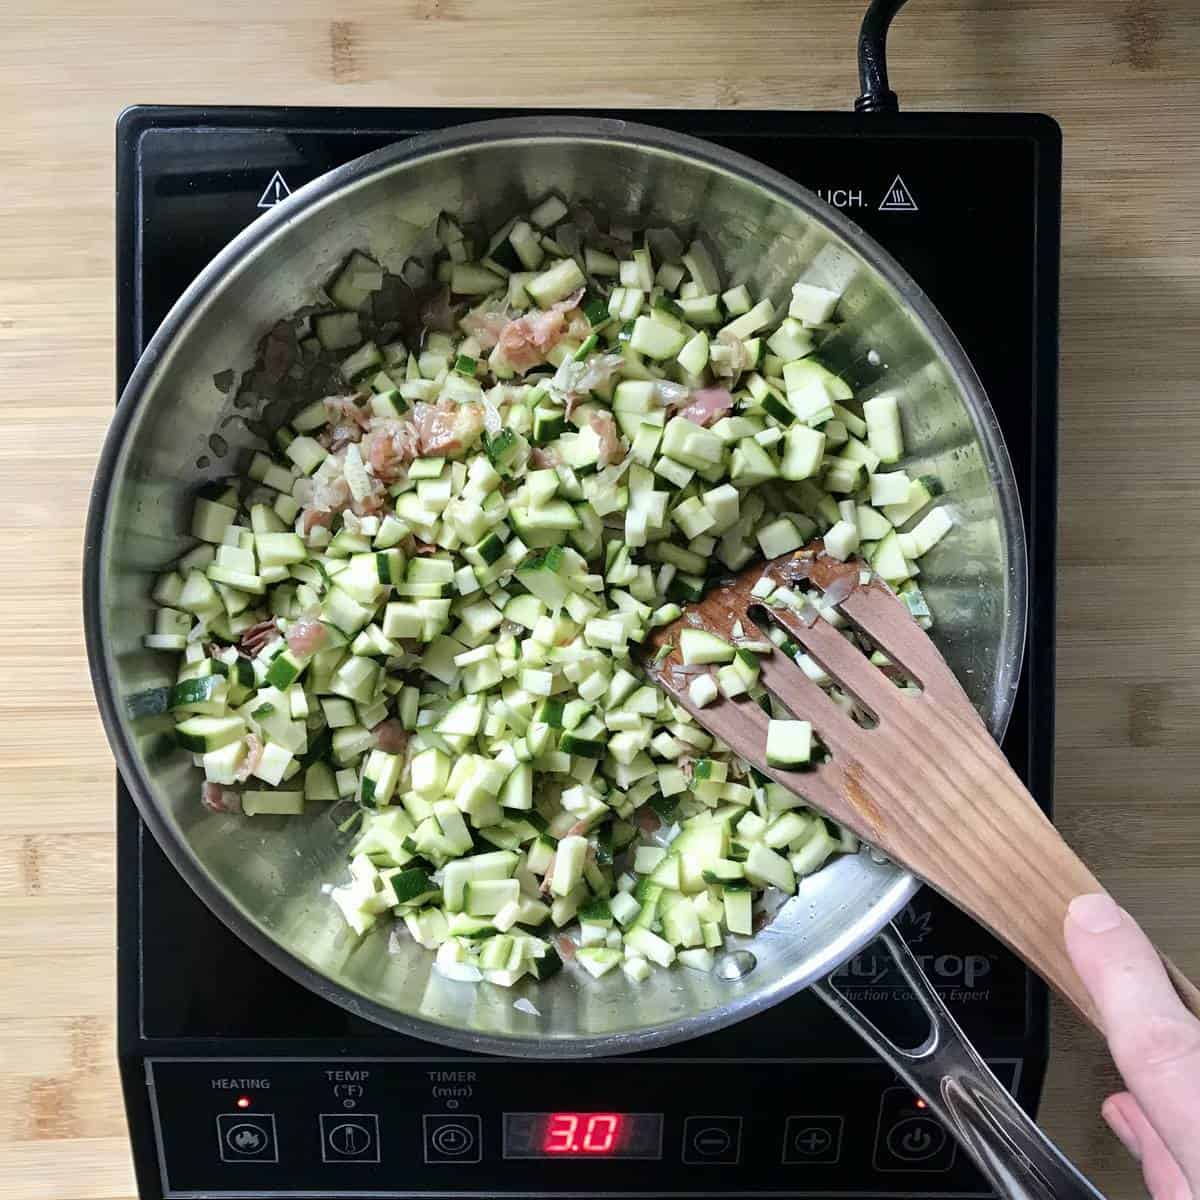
[147,1057,1020,1196]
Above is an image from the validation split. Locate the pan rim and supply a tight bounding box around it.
[84,114,1024,1056]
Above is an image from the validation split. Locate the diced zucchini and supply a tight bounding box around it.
[789,282,840,325]
[629,316,687,361]
[765,719,813,768]
[243,790,305,817]
[863,394,904,464]
[175,715,245,753]
[526,258,586,307]
[679,629,735,665]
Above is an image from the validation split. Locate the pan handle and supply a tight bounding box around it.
[811,922,1107,1200]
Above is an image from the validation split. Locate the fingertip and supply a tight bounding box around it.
[1101,1093,1140,1159]
[1102,1091,1194,1200]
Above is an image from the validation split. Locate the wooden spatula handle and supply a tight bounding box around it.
[839,701,1200,1030]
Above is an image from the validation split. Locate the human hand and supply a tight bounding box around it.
[1065,893,1200,1200]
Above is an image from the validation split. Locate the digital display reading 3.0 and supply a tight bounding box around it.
[503,1112,663,1159]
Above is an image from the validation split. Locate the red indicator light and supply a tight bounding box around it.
[914,1098,928,1110]
[543,1113,622,1154]
[236,1096,252,1109]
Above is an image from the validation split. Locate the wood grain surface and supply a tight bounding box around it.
[1,1,1197,1196]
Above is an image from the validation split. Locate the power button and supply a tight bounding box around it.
[887,1116,946,1161]
[873,1088,956,1173]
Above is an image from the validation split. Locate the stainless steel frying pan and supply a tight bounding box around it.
[84,117,1101,1197]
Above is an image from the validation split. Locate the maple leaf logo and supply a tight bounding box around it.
[895,903,933,946]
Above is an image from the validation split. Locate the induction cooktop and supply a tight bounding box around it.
[115,105,1060,1199]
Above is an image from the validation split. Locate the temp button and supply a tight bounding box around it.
[320,1113,380,1163]
[424,1113,482,1164]
[682,1116,742,1165]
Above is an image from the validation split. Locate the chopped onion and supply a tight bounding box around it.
[655,380,690,408]
[482,397,503,435]
[550,353,624,406]
[292,476,315,507]
[596,450,635,488]
[795,598,821,627]
[513,997,540,1016]
[649,822,679,848]
[343,444,373,502]
[781,555,812,583]
[435,960,483,983]
[819,573,857,608]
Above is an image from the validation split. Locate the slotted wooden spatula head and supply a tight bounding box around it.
[639,545,1200,1029]
[642,545,984,829]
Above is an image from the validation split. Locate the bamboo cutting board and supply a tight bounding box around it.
[1,1,1198,1196]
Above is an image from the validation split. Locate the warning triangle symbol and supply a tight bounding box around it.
[257,170,292,210]
[878,174,919,212]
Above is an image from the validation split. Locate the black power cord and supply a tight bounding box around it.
[855,0,911,113]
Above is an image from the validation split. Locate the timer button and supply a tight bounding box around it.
[682,1116,742,1165]
[423,1113,482,1164]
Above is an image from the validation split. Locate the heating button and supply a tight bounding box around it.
[216,1113,278,1163]
[682,1116,742,1164]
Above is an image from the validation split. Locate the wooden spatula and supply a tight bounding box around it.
[640,546,1200,1029]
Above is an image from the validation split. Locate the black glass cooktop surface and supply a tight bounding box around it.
[116,105,1059,1199]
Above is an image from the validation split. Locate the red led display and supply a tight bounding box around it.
[504,1111,661,1159]
[543,1113,622,1154]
